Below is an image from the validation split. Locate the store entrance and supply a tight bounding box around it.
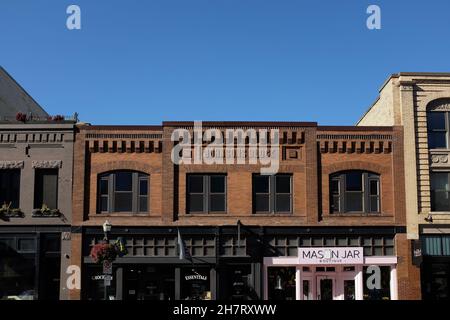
[316,276,335,300]
[123,265,175,300]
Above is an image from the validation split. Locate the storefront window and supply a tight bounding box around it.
[267,267,296,300]
[344,280,356,300]
[363,266,391,300]
[181,268,211,300]
[0,237,36,300]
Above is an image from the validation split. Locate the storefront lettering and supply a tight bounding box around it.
[185,274,208,281]
[298,247,364,264]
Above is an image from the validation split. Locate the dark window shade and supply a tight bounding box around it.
[34,169,58,209]
[0,169,20,208]
[253,174,292,213]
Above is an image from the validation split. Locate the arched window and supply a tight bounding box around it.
[98,171,149,213]
[330,171,380,214]
[427,98,450,149]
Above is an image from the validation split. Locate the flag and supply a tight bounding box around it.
[177,229,192,262]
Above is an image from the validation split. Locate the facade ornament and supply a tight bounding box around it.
[0,161,24,169]
[31,160,62,169]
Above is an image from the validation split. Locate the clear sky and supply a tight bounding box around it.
[1,0,450,125]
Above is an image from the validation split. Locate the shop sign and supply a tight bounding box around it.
[298,247,364,265]
[92,275,113,281]
[412,240,423,266]
[184,273,208,281]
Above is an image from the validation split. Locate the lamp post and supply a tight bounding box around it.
[102,220,112,300]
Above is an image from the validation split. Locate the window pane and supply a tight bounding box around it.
[255,194,270,212]
[276,194,291,212]
[114,192,133,212]
[210,176,225,193]
[34,169,58,209]
[100,178,108,195]
[346,172,362,191]
[254,175,269,193]
[428,112,446,130]
[276,175,291,194]
[18,238,36,252]
[429,132,447,149]
[139,196,148,212]
[115,172,133,191]
[431,173,449,190]
[345,192,363,212]
[210,194,225,211]
[369,179,379,196]
[189,194,204,212]
[0,169,21,208]
[139,178,148,196]
[331,195,340,213]
[188,175,204,193]
[100,196,108,212]
[431,190,450,211]
[331,179,339,195]
[370,196,379,212]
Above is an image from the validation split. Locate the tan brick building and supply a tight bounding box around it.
[68,121,419,300]
[358,72,450,299]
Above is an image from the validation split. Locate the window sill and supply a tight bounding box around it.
[327,213,384,217]
[91,212,150,217]
[429,211,450,215]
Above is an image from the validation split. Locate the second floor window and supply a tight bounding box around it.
[34,169,58,209]
[428,111,449,149]
[98,171,148,213]
[187,174,226,213]
[330,171,380,214]
[0,169,20,208]
[253,174,292,214]
[431,172,450,211]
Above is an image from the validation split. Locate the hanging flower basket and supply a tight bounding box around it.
[90,243,118,264]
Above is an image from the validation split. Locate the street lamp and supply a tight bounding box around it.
[103,220,112,241]
[102,220,112,301]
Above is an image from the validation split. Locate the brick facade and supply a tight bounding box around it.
[68,121,420,300]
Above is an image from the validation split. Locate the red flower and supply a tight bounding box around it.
[89,243,117,263]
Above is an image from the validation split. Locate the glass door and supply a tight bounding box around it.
[316,276,335,300]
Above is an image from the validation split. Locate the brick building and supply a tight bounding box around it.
[358,72,450,300]
[68,121,420,300]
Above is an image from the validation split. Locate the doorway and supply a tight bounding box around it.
[316,276,335,300]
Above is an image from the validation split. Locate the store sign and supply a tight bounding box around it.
[184,273,208,281]
[92,275,113,281]
[298,247,364,265]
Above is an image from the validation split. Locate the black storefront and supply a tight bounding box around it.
[421,228,450,300]
[82,226,262,300]
[0,226,68,300]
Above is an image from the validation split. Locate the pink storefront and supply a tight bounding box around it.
[263,247,398,300]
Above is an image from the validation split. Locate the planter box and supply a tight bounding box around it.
[32,209,61,218]
[0,210,24,218]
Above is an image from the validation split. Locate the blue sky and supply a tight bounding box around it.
[1,0,450,125]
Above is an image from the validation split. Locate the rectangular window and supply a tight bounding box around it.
[187,174,226,213]
[0,169,20,208]
[97,171,149,213]
[253,174,292,214]
[431,172,450,211]
[34,169,58,209]
[428,112,448,149]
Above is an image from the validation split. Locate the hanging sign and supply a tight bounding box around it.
[298,247,364,265]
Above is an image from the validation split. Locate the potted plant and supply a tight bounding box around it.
[0,202,23,218]
[32,203,61,217]
[89,238,127,264]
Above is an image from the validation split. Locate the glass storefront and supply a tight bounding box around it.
[267,267,296,300]
[363,266,391,300]
[0,233,61,300]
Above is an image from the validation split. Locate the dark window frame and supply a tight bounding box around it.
[252,174,293,214]
[34,168,59,210]
[186,174,227,214]
[330,171,380,214]
[0,169,21,208]
[97,171,149,214]
[428,110,450,149]
[430,171,450,212]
